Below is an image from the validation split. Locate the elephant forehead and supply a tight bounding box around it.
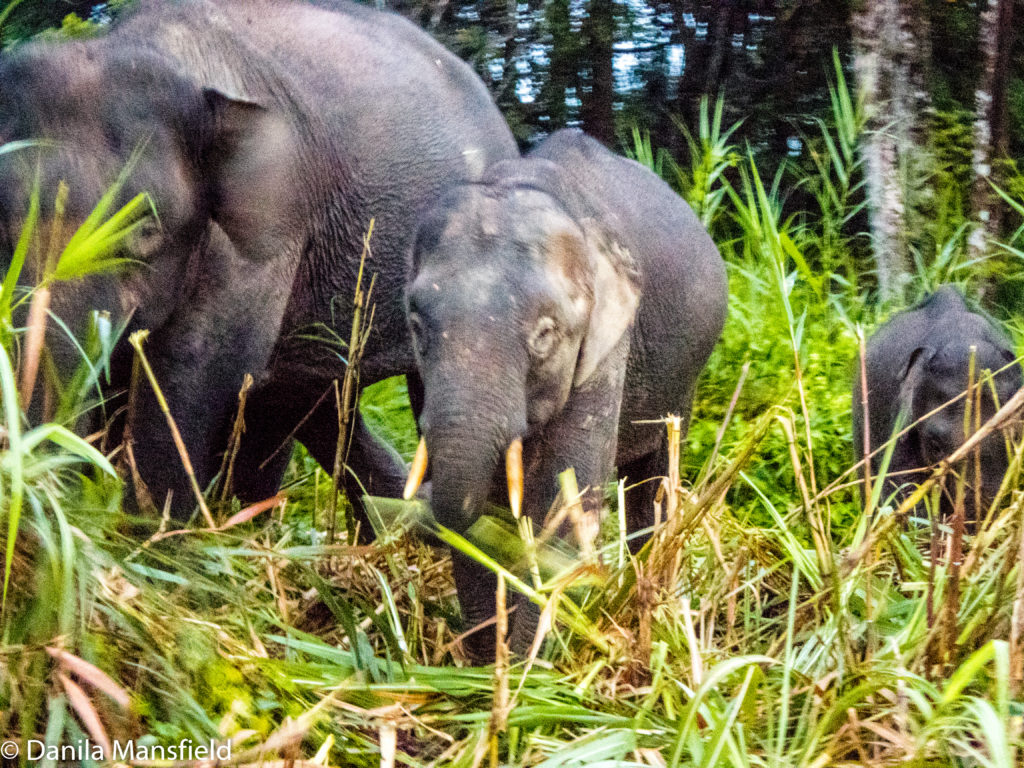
[414,263,516,312]
[5,52,106,136]
[931,341,1006,378]
[450,265,507,302]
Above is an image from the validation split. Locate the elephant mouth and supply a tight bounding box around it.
[403,435,525,520]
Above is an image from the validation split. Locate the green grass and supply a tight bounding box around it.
[3,69,1024,767]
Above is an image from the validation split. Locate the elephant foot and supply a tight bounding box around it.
[458,620,498,665]
[507,595,543,657]
[455,592,544,665]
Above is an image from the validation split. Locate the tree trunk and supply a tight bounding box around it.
[671,0,707,134]
[581,0,616,145]
[969,0,1015,258]
[703,0,746,95]
[541,0,577,130]
[851,0,931,301]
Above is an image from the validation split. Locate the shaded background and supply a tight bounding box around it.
[4,0,1024,304]
[4,1,1019,157]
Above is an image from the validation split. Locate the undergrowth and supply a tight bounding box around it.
[2,60,1024,768]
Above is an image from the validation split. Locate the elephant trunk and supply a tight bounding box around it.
[419,403,525,662]
[409,359,530,661]
[415,379,527,534]
[424,420,510,534]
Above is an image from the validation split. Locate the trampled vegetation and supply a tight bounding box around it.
[3,68,1024,768]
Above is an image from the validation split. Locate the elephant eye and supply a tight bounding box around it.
[130,219,164,260]
[923,430,948,460]
[408,311,427,353]
[528,316,557,359]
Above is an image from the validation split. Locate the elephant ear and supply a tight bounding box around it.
[573,219,641,387]
[897,345,935,420]
[202,88,299,263]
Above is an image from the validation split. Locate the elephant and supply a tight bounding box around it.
[852,285,1022,521]
[0,0,517,523]
[403,128,728,660]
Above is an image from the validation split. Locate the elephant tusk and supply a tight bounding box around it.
[403,437,428,500]
[506,438,523,519]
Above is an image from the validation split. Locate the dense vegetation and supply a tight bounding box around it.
[1,65,1023,764]
[3,3,1024,768]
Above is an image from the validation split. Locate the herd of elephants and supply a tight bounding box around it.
[0,0,1022,662]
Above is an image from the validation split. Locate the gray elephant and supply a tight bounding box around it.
[403,128,728,659]
[853,285,1022,520]
[0,0,517,521]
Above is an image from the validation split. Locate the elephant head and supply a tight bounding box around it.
[898,338,1021,511]
[403,173,640,535]
[0,43,298,415]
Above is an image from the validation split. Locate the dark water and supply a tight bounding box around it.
[388,0,855,159]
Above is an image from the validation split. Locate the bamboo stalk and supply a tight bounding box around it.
[488,573,509,768]
[19,182,68,410]
[940,348,975,663]
[218,372,253,503]
[1010,485,1024,695]
[128,330,214,528]
[18,285,50,410]
[329,220,376,542]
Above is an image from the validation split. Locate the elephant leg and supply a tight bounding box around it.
[451,549,500,662]
[125,383,230,519]
[453,547,541,663]
[293,390,408,542]
[228,371,408,539]
[126,329,262,520]
[126,227,292,520]
[339,413,410,539]
[618,441,668,554]
[228,379,309,503]
[616,385,695,552]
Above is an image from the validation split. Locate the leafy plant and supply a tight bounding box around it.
[3,60,1024,767]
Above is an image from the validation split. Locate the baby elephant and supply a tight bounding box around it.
[853,285,1022,519]
[403,128,728,660]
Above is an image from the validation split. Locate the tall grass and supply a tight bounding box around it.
[1,58,1023,768]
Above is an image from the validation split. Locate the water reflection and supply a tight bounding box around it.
[422,0,848,157]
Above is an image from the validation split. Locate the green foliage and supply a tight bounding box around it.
[670,95,742,229]
[30,13,102,43]
[360,376,419,461]
[1,4,97,47]
[3,52,1024,768]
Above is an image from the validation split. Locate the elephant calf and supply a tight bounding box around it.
[853,285,1022,520]
[403,128,728,660]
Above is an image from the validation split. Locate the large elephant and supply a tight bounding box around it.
[853,285,1022,520]
[404,128,728,659]
[0,0,517,521]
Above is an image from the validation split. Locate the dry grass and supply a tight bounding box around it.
[4,83,1024,765]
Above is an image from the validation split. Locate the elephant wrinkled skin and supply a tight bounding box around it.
[406,128,728,660]
[0,0,517,520]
